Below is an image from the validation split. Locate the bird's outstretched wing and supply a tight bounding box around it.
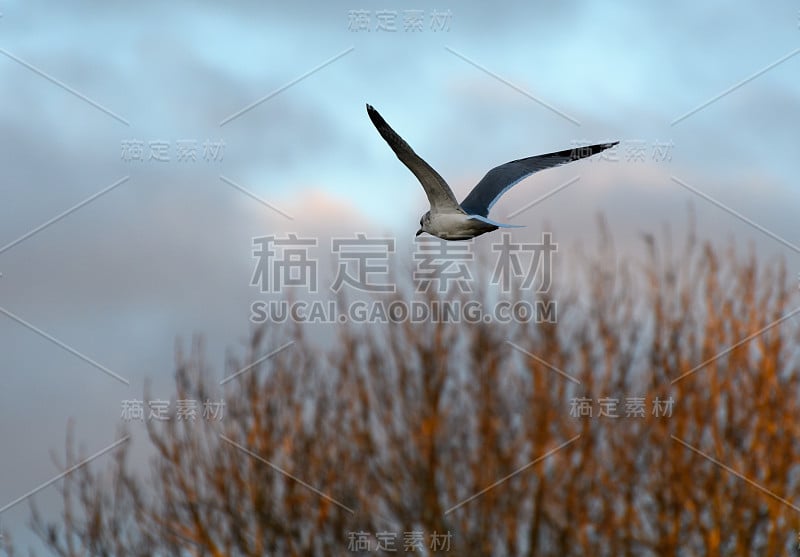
[459,142,619,217]
[367,104,463,213]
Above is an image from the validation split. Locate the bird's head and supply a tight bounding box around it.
[416,211,431,237]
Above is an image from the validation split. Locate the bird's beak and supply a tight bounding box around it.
[415,229,423,237]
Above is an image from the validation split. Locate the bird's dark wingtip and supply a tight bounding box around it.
[366,104,387,129]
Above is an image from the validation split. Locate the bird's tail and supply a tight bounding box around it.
[467,214,525,228]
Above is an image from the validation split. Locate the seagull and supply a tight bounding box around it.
[367,104,618,241]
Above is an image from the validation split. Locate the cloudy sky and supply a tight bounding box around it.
[1,0,799,552]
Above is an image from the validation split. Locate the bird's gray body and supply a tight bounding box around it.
[421,209,498,241]
[367,104,617,241]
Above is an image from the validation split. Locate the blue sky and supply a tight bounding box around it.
[1,0,799,552]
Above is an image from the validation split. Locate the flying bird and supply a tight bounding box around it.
[367,104,618,240]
